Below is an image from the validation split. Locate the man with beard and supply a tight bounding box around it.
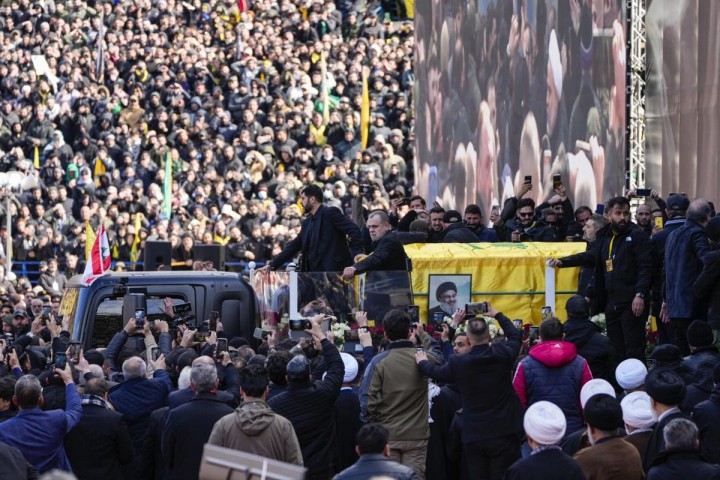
[261,184,363,272]
[428,282,458,319]
[342,211,408,279]
[587,197,652,362]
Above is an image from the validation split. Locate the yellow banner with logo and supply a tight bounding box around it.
[404,242,587,325]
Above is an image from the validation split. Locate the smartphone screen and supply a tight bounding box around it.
[135,309,145,329]
[151,346,160,362]
[55,352,67,370]
[524,175,532,184]
[654,216,664,229]
[596,204,605,215]
[209,311,219,331]
[407,305,420,325]
[253,327,269,340]
[69,342,81,363]
[216,338,228,353]
[636,188,652,197]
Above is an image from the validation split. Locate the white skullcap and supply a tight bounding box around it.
[548,29,562,97]
[340,353,359,384]
[580,379,616,409]
[616,359,648,390]
[621,391,657,429]
[524,401,567,445]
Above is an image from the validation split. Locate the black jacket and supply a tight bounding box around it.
[650,217,685,315]
[353,231,408,273]
[0,442,37,480]
[694,248,720,330]
[167,386,237,410]
[161,392,235,480]
[692,384,720,464]
[644,409,693,472]
[332,453,418,480]
[588,224,653,312]
[504,447,586,480]
[334,388,362,473]
[270,204,364,272]
[563,318,617,385]
[268,339,344,476]
[559,240,598,295]
[141,407,168,480]
[64,403,134,480]
[664,219,710,318]
[648,448,720,480]
[418,314,523,443]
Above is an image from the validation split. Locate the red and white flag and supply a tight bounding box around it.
[82,224,112,285]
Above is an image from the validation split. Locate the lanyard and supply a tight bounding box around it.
[608,234,616,260]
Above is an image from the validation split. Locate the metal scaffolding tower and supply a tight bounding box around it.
[627,0,646,192]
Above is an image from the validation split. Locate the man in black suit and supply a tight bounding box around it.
[415,301,523,480]
[262,184,364,272]
[161,362,235,480]
[167,354,239,410]
[65,378,134,480]
[342,211,408,279]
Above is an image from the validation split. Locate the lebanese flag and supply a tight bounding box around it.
[82,224,112,285]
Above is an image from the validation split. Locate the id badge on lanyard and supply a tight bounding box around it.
[606,235,616,272]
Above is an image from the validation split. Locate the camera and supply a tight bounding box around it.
[289,319,312,331]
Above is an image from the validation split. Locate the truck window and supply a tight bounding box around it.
[92,296,186,348]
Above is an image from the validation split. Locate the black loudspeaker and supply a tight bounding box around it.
[144,241,172,271]
[194,244,225,270]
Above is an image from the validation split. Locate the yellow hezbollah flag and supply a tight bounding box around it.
[404,242,586,325]
[85,221,95,260]
[360,66,370,149]
[130,213,142,263]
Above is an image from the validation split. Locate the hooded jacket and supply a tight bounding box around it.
[563,318,616,385]
[207,400,302,466]
[513,341,593,434]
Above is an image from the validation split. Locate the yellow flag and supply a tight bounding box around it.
[94,157,106,181]
[33,146,40,169]
[130,214,142,263]
[85,221,95,260]
[360,67,370,149]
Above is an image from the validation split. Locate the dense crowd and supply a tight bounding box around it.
[0,0,415,289]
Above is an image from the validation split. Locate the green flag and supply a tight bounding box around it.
[163,150,172,219]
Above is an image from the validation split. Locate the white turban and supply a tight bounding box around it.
[580,379,616,409]
[340,353,359,384]
[524,401,566,445]
[548,29,563,97]
[621,391,657,429]
[616,359,648,390]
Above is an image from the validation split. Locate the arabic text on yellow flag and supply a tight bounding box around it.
[85,221,95,261]
[404,242,587,325]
